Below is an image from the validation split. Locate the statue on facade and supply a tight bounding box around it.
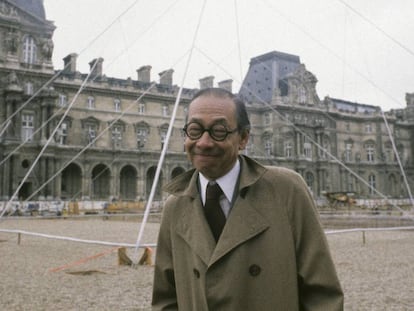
[0,1,19,18]
[7,70,19,86]
[4,30,18,54]
[41,38,54,59]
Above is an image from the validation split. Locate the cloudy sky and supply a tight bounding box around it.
[43,0,414,111]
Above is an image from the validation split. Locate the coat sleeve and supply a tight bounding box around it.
[151,196,178,310]
[287,172,344,311]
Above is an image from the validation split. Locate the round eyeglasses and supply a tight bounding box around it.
[182,122,238,142]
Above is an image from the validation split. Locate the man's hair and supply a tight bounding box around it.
[190,88,251,132]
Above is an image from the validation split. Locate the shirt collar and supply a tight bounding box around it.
[199,159,240,204]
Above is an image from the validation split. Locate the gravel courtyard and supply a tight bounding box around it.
[0,217,413,310]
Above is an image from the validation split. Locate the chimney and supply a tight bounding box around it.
[199,76,214,89]
[218,79,233,93]
[159,69,174,85]
[62,53,78,73]
[89,57,104,79]
[137,65,152,83]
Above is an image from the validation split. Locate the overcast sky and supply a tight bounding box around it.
[43,0,414,111]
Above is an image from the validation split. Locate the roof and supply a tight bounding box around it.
[238,50,301,103]
[329,97,379,113]
[7,0,45,20]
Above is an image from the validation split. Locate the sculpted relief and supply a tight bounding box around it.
[0,1,19,18]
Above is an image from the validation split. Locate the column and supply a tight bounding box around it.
[41,104,48,142]
[39,157,46,199]
[48,157,55,199]
[54,158,62,199]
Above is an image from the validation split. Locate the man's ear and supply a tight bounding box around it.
[239,130,250,150]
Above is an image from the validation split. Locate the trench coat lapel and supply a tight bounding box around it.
[167,156,269,267]
[209,196,270,266]
[176,199,216,265]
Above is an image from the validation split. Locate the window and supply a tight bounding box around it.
[162,105,169,117]
[303,136,312,159]
[25,82,33,95]
[365,123,372,133]
[368,174,376,195]
[136,128,148,149]
[284,141,292,158]
[86,125,96,145]
[264,139,272,156]
[160,129,168,149]
[303,115,308,125]
[56,122,68,145]
[87,96,95,109]
[304,142,312,159]
[384,143,393,162]
[21,114,34,142]
[264,113,271,125]
[23,36,37,64]
[315,118,325,126]
[138,103,146,115]
[114,99,121,112]
[366,143,375,162]
[305,172,314,189]
[298,86,306,104]
[58,94,67,107]
[111,125,122,147]
[345,143,352,162]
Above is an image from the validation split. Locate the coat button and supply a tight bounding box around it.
[249,264,261,276]
[193,268,200,278]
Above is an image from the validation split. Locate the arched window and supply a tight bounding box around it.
[23,35,37,64]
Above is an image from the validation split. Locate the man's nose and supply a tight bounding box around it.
[196,131,215,146]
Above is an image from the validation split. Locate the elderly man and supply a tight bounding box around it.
[152,88,343,310]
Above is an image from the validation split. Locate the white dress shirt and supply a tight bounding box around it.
[199,159,240,218]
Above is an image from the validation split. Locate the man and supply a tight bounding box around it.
[152,88,343,310]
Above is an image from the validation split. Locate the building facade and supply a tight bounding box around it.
[1,1,413,203]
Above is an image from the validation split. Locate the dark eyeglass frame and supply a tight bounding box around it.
[182,122,238,141]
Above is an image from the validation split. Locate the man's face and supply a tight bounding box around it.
[185,95,249,180]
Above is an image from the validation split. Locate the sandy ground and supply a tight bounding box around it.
[0,217,413,310]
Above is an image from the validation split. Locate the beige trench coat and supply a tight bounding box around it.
[152,156,343,310]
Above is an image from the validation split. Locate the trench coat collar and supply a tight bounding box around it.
[164,155,269,266]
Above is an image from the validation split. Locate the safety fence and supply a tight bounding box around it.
[1,223,413,248]
[0,228,156,248]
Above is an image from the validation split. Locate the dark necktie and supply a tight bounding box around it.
[204,182,226,242]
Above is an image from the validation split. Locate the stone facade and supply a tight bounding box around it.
[1,1,413,203]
